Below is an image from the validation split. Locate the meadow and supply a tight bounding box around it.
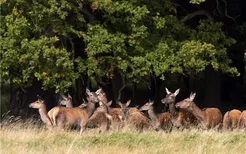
[1,117,246,154]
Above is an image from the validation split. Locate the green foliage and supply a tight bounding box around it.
[189,0,206,4]
[0,0,239,91]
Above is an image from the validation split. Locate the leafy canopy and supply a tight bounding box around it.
[0,0,239,92]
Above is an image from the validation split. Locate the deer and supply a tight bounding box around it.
[95,88,122,130]
[87,101,112,133]
[222,109,241,131]
[238,110,246,130]
[175,93,222,129]
[47,88,99,134]
[118,100,150,131]
[29,96,53,130]
[139,100,172,132]
[59,94,73,107]
[161,88,198,129]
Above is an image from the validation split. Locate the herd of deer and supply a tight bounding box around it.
[29,88,246,134]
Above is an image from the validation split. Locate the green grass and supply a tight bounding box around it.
[1,120,246,154]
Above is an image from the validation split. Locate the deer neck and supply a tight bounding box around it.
[39,105,52,125]
[188,102,205,122]
[66,100,73,108]
[86,101,96,118]
[169,103,177,116]
[102,96,108,104]
[147,106,157,122]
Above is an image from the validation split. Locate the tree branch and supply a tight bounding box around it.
[221,0,239,27]
[180,10,214,24]
[117,72,126,101]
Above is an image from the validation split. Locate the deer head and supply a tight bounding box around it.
[139,100,154,111]
[161,88,180,104]
[117,100,131,120]
[59,94,72,106]
[175,93,196,110]
[86,88,99,103]
[29,95,45,108]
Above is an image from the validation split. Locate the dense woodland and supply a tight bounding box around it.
[0,0,246,117]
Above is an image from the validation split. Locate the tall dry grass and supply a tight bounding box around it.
[1,117,246,154]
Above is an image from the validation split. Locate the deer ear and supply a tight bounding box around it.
[149,101,154,106]
[108,100,112,106]
[190,93,196,101]
[95,88,102,95]
[126,100,131,107]
[86,88,90,94]
[37,95,44,101]
[99,101,104,106]
[68,94,72,99]
[165,88,171,94]
[117,101,122,108]
[174,89,180,96]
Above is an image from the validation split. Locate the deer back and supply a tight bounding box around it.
[223,109,241,130]
[238,110,246,129]
[203,108,222,128]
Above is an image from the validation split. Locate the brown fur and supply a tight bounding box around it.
[175,93,222,129]
[95,88,122,130]
[87,102,112,132]
[29,99,53,130]
[140,101,172,132]
[161,88,198,129]
[238,110,246,129]
[223,109,241,130]
[47,88,99,134]
[118,100,150,130]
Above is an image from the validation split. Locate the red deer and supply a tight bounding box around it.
[238,110,246,129]
[29,97,53,130]
[139,100,172,132]
[223,109,241,130]
[59,94,73,107]
[96,88,122,130]
[118,100,150,130]
[161,88,198,129]
[175,93,222,129]
[87,101,112,132]
[47,88,99,134]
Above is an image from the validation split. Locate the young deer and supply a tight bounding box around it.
[96,88,122,130]
[87,101,112,132]
[47,88,99,134]
[238,110,246,129]
[139,100,172,132]
[161,88,198,129]
[59,94,73,107]
[223,109,241,130]
[29,97,53,130]
[118,100,150,131]
[175,93,222,129]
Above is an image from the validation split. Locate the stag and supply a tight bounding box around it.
[175,93,222,129]
[139,100,172,132]
[223,109,241,131]
[161,88,198,129]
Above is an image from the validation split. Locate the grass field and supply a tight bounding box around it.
[1,118,246,154]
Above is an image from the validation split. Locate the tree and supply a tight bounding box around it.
[0,0,242,115]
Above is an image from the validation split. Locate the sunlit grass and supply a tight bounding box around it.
[1,118,246,154]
